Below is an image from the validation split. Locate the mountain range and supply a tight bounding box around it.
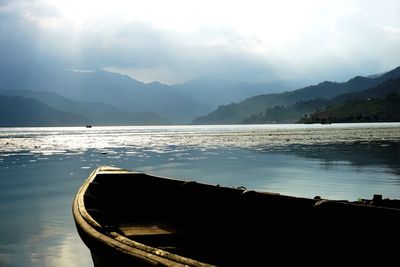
[299,78,400,123]
[0,95,85,126]
[0,90,169,126]
[193,66,400,124]
[0,65,399,126]
[172,76,301,110]
[0,68,293,124]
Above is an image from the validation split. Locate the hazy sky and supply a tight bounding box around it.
[0,0,399,84]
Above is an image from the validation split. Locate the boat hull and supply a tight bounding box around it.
[73,166,400,266]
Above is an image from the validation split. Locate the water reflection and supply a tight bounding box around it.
[0,155,93,267]
[275,141,400,177]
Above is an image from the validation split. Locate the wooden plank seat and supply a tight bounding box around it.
[118,223,181,237]
[117,222,184,254]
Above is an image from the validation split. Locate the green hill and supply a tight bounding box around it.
[192,66,400,124]
[242,98,331,124]
[243,77,400,124]
[298,77,400,123]
[300,92,400,123]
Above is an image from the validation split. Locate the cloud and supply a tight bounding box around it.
[0,0,399,84]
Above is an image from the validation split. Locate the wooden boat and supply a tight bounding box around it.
[73,166,400,266]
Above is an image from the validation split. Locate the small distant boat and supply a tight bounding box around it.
[73,166,400,266]
[85,125,92,128]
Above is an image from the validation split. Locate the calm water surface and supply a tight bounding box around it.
[0,123,400,266]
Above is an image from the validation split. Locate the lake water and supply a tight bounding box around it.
[1,123,400,266]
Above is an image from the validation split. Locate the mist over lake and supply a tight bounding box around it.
[0,123,400,266]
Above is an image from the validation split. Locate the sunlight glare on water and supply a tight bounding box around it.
[1,123,399,156]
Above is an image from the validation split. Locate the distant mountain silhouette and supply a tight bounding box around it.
[2,65,399,125]
[241,98,331,124]
[243,76,400,124]
[299,78,400,123]
[0,89,123,115]
[193,66,400,124]
[0,68,205,123]
[172,76,300,111]
[0,67,304,123]
[0,95,86,126]
[45,69,207,123]
[0,91,170,126]
[333,76,400,103]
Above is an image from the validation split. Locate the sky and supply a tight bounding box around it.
[0,0,399,84]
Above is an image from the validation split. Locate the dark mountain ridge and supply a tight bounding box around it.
[0,68,299,123]
[0,68,206,123]
[242,77,400,124]
[0,95,86,126]
[299,78,400,123]
[172,76,301,110]
[192,66,400,124]
[0,90,170,126]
